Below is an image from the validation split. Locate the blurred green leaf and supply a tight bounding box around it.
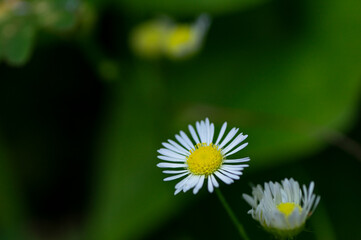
[1,20,35,65]
[34,0,79,31]
[49,11,77,30]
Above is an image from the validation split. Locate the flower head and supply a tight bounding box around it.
[157,118,250,195]
[129,14,210,60]
[242,178,320,239]
[163,14,210,59]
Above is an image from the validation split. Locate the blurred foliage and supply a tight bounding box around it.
[112,0,269,17]
[0,0,80,65]
[0,140,26,240]
[0,0,361,240]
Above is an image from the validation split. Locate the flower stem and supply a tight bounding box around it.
[215,188,250,240]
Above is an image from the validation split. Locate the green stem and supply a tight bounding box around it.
[215,188,250,240]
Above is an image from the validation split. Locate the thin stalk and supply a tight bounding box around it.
[215,188,250,240]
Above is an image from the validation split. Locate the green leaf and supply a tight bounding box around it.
[1,20,36,65]
[34,0,79,31]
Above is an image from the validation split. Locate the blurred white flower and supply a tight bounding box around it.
[163,14,210,59]
[243,178,320,239]
[157,118,250,195]
[130,14,210,60]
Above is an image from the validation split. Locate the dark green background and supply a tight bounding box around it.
[0,0,360,239]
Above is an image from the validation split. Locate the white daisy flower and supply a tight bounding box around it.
[242,178,321,239]
[157,118,250,195]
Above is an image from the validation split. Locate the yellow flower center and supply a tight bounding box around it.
[277,202,302,217]
[130,20,167,58]
[167,25,194,49]
[187,143,223,176]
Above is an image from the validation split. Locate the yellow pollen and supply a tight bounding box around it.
[187,143,223,176]
[277,202,302,217]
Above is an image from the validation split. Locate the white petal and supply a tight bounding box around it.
[309,181,315,196]
[214,171,234,184]
[281,189,288,202]
[221,167,243,176]
[175,175,192,189]
[183,175,200,192]
[163,170,188,174]
[196,121,205,143]
[158,148,186,159]
[157,162,186,168]
[225,142,248,157]
[226,170,243,176]
[272,211,288,229]
[223,157,250,163]
[215,122,227,145]
[162,142,188,156]
[210,174,219,188]
[194,14,211,35]
[222,133,247,155]
[205,118,210,144]
[207,177,214,193]
[311,196,321,214]
[222,164,248,169]
[306,195,316,213]
[164,172,189,181]
[175,134,192,150]
[157,155,184,162]
[174,187,183,195]
[288,208,301,228]
[180,131,195,149]
[219,128,239,149]
[242,194,257,208]
[219,169,240,180]
[188,124,200,144]
[302,185,308,202]
[193,175,205,194]
[168,139,189,155]
[201,120,207,144]
[209,123,215,144]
